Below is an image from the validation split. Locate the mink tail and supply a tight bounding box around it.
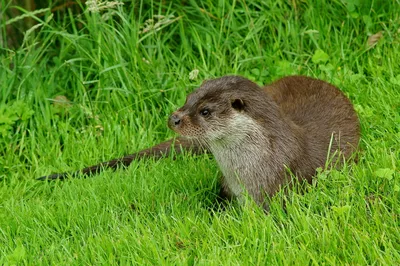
[37,137,207,181]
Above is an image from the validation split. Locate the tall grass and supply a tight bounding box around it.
[1,0,399,264]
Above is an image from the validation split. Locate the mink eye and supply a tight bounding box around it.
[199,108,210,117]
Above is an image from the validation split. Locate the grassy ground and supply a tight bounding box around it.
[1,0,399,264]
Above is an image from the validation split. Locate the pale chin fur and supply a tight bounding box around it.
[206,113,266,148]
[206,113,272,202]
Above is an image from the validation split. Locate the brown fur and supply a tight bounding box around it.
[168,76,359,207]
[38,76,360,210]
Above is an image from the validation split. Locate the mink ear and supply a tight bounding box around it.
[231,98,245,111]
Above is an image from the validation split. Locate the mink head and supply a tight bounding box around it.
[168,76,278,144]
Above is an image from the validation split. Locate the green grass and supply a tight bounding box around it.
[1,0,399,264]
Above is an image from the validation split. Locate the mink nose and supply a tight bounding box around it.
[168,113,181,128]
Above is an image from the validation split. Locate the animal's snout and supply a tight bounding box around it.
[168,112,182,129]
